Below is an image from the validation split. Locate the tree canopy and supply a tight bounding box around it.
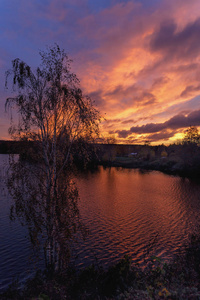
[5,44,100,168]
[5,44,100,272]
[183,126,200,144]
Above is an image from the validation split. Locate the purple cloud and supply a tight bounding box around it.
[180,84,200,98]
[130,110,200,134]
[106,84,157,107]
[147,130,177,142]
[121,119,136,124]
[150,18,200,59]
[115,109,200,140]
[115,130,130,138]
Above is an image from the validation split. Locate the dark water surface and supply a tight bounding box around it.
[75,167,200,268]
[0,155,44,291]
[1,154,200,290]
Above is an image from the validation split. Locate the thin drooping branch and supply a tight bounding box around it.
[5,44,100,272]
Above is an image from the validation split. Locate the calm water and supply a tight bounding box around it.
[1,154,200,290]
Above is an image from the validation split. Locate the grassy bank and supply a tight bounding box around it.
[1,234,200,300]
[102,156,200,178]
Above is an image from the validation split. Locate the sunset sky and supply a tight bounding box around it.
[1,0,200,144]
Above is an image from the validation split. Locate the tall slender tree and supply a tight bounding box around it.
[5,44,100,271]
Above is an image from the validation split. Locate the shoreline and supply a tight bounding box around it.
[99,157,200,179]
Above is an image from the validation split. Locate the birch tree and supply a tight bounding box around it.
[5,44,100,272]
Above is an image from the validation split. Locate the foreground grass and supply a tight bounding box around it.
[1,235,200,300]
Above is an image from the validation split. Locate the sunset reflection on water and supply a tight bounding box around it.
[1,160,200,289]
[75,166,200,267]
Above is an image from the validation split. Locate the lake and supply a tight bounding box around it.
[1,154,200,290]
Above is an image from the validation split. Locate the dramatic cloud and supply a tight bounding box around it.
[1,0,200,143]
[116,130,130,139]
[180,85,200,98]
[150,18,200,60]
[121,119,136,124]
[147,130,178,142]
[115,109,200,142]
[130,110,200,134]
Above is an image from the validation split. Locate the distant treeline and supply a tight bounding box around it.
[0,140,33,154]
[0,140,165,156]
[97,143,164,158]
[97,142,200,178]
[1,140,200,177]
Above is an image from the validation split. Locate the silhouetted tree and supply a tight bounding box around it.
[103,135,117,163]
[144,140,151,147]
[5,44,100,272]
[183,126,200,144]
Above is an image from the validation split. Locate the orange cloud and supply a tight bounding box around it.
[71,0,200,144]
[1,0,200,144]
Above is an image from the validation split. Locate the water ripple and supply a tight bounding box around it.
[1,163,200,290]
